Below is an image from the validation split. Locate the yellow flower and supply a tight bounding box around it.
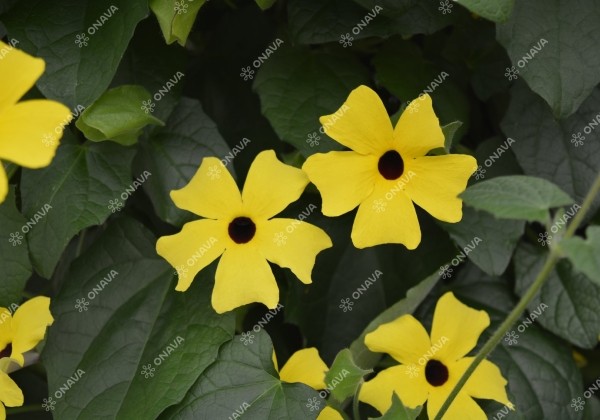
[359,292,513,419]
[156,150,332,313]
[0,297,54,366]
[275,348,343,420]
[303,86,476,249]
[0,40,72,203]
[0,358,23,420]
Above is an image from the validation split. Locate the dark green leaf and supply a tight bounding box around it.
[369,393,421,420]
[454,0,514,22]
[43,218,234,419]
[561,226,600,285]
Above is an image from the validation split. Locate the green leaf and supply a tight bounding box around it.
[0,187,32,307]
[76,85,164,146]
[256,0,277,10]
[254,45,370,156]
[441,121,463,152]
[501,83,600,216]
[324,349,371,403]
[3,0,148,109]
[497,0,600,118]
[20,137,135,278]
[440,206,524,276]
[162,330,324,419]
[561,226,600,285]
[134,97,233,226]
[514,243,600,348]
[43,218,234,418]
[349,271,439,369]
[460,175,574,222]
[449,263,583,420]
[149,0,206,46]
[454,0,514,22]
[370,394,421,420]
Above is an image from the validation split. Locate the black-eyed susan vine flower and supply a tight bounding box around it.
[359,292,513,419]
[0,297,53,419]
[156,150,332,314]
[275,348,343,420]
[0,40,71,203]
[303,86,476,249]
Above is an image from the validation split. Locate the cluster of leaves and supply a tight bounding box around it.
[1,0,600,419]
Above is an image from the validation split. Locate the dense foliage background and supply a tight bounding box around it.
[1,0,600,418]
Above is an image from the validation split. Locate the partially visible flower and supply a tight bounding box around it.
[303,86,476,249]
[0,40,71,203]
[274,348,342,420]
[0,358,23,420]
[359,292,513,419]
[156,150,332,314]
[0,297,54,366]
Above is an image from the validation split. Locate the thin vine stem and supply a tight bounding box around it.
[434,171,600,420]
[353,382,363,419]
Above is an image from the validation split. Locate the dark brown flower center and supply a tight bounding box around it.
[228,217,256,244]
[0,343,12,359]
[378,150,404,180]
[425,359,449,386]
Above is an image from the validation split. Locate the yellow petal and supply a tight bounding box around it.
[430,293,490,362]
[393,94,444,159]
[0,369,23,408]
[212,246,279,313]
[255,218,332,285]
[10,297,53,366]
[316,406,344,420]
[0,308,12,351]
[156,219,227,292]
[241,150,308,219]
[0,41,44,112]
[170,157,242,220]
[365,314,431,365]
[458,358,513,409]
[0,100,71,168]
[0,164,7,204]
[319,85,394,155]
[351,178,421,249]
[427,389,487,420]
[302,151,378,216]
[360,365,428,414]
[279,348,328,390]
[403,155,476,223]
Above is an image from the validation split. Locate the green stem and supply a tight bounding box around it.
[6,404,44,414]
[3,162,18,180]
[353,382,363,420]
[434,172,600,420]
